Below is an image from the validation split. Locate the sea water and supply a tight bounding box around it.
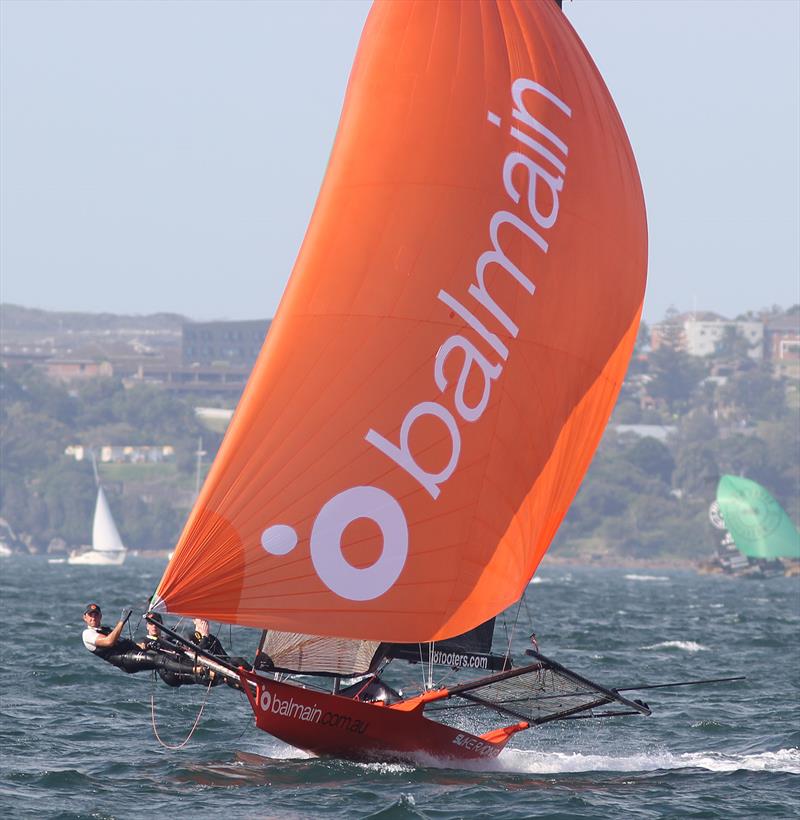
[1,557,797,819]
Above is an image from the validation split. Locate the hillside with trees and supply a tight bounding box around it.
[553,311,800,560]
[0,367,222,552]
[1,305,798,560]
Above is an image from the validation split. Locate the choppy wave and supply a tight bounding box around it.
[498,747,800,775]
[3,557,799,819]
[642,640,709,652]
[625,574,670,582]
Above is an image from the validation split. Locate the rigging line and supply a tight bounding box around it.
[127,613,141,643]
[150,679,214,751]
[500,611,509,648]
[226,688,253,744]
[521,587,534,635]
[432,663,460,691]
[208,620,226,653]
[417,643,427,692]
[503,599,524,666]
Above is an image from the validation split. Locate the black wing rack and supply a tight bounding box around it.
[428,650,651,725]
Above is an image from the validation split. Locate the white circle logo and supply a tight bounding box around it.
[261,524,298,556]
[310,486,408,601]
[259,688,272,712]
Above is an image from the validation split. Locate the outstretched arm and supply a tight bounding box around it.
[94,611,132,648]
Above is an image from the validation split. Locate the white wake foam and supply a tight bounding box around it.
[356,761,416,775]
[642,640,709,652]
[624,574,670,582]
[244,743,800,777]
[497,747,800,775]
[240,738,311,761]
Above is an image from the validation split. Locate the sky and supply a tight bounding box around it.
[1,0,798,325]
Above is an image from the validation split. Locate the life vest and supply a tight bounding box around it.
[91,626,115,660]
[91,626,138,661]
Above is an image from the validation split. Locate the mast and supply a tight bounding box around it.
[194,436,206,499]
[90,448,100,487]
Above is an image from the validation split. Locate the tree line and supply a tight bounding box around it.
[554,319,799,558]
[0,368,222,551]
[1,311,798,557]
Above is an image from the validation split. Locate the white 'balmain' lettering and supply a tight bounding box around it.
[367,79,571,499]
[297,78,572,602]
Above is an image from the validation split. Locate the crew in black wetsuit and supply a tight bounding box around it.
[138,612,199,687]
[81,603,204,682]
[191,618,228,658]
[190,618,251,689]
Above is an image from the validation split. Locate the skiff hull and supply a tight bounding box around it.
[240,670,526,764]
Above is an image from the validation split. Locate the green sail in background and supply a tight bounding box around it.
[716,475,800,560]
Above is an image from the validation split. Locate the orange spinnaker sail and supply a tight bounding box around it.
[155,0,647,642]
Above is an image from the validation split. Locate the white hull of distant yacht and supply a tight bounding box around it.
[68,549,126,566]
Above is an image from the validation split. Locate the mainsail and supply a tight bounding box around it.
[255,630,382,677]
[715,475,800,560]
[92,487,125,554]
[154,0,647,643]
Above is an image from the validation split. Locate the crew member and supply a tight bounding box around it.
[190,617,251,688]
[81,603,205,682]
[191,618,228,658]
[138,612,199,687]
[524,632,540,658]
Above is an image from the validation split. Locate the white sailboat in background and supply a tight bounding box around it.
[68,455,127,566]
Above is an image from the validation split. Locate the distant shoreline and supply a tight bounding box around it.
[542,552,701,572]
[140,548,704,572]
[29,547,705,572]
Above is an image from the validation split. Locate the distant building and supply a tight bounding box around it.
[65,445,175,464]
[1,313,271,397]
[650,312,691,351]
[683,317,763,359]
[764,314,800,362]
[651,312,763,359]
[0,350,52,370]
[182,320,271,368]
[194,407,234,423]
[125,362,252,396]
[43,359,114,381]
[613,424,677,442]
